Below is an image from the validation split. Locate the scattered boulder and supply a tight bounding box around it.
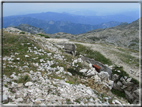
[35,99,41,105]
[15,98,23,103]
[98,71,109,81]
[57,43,76,56]
[111,74,119,81]
[80,56,112,78]
[25,82,33,87]
[124,90,134,103]
[3,94,8,104]
[94,75,101,83]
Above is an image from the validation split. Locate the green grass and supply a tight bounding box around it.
[38,33,50,38]
[66,81,74,84]
[3,31,51,77]
[112,65,139,84]
[67,67,84,77]
[111,89,125,98]
[75,44,112,65]
[112,65,129,78]
[19,31,25,34]
[74,98,81,104]
[110,49,139,67]
[16,74,31,84]
[66,98,72,104]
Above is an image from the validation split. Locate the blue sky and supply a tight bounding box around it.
[3,1,140,17]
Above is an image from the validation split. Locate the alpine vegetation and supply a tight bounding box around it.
[2,25,140,106]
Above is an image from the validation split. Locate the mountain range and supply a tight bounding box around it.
[3,16,120,34]
[10,11,139,25]
[3,11,139,34]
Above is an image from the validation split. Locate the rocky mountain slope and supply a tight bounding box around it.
[3,16,121,34]
[2,27,140,106]
[15,24,45,34]
[52,18,140,51]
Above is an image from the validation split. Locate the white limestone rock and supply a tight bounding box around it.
[127,78,132,82]
[3,94,8,103]
[86,90,92,95]
[87,68,97,76]
[107,80,114,90]
[98,71,109,81]
[25,55,29,57]
[25,82,33,87]
[10,74,18,80]
[94,75,101,83]
[79,69,88,73]
[112,100,122,104]
[15,98,23,103]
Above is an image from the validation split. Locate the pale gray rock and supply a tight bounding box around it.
[11,82,18,88]
[112,100,122,104]
[94,75,101,83]
[86,68,97,76]
[17,83,23,88]
[66,72,72,76]
[132,88,140,104]
[123,81,134,86]
[3,94,8,103]
[35,99,41,104]
[113,83,122,91]
[121,85,127,89]
[79,69,88,73]
[108,80,114,90]
[86,89,92,95]
[25,82,33,87]
[15,98,23,103]
[111,74,119,81]
[124,90,134,103]
[57,43,76,56]
[10,74,18,80]
[98,71,109,81]
[133,88,140,97]
[117,81,123,87]
[126,78,132,82]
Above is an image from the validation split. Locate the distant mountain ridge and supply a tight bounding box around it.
[14,11,139,25]
[3,16,121,34]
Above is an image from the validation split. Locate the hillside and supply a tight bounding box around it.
[2,27,140,106]
[3,16,121,34]
[54,18,140,51]
[15,24,45,34]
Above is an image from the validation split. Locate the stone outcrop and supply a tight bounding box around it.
[80,56,112,79]
[111,74,140,104]
[57,43,76,56]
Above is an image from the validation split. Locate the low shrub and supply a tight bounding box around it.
[67,67,84,77]
[20,32,25,34]
[111,89,125,98]
[112,65,129,77]
[38,33,50,38]
[16,74,31,84]
[66,81,74,84]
